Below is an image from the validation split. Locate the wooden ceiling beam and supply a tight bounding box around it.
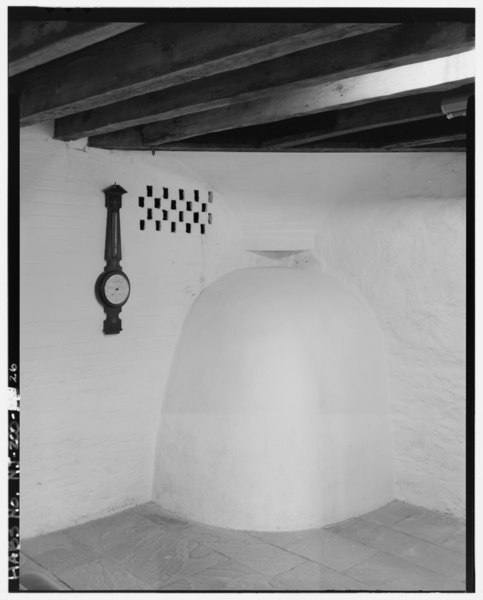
[16,22,391,126]
[158,146,467,153]
[260,84,473,149]
[88,129,257,152]
[9,22,142,76]
[283,145,466,153]
[415,138,467,149]
[87,107,468,154]
[155,137,468,152]
[295,116,467,151]
[88,127,146,150]
[54,22,474,141]
[87,128,467,153]
[92,50,473,148]
[383,133,467,149]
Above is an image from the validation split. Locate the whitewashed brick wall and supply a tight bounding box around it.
[311,197,466,517]
[174,152,467,518]
[20,125,272,538]
[21,130,466,537]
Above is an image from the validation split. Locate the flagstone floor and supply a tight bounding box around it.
[20,500,466,591]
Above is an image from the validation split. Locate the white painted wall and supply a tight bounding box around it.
[19,125,274,538]
[172,152,466,518]
[153,267,394,531]
[312,197,466,517]
[21,126,465,539]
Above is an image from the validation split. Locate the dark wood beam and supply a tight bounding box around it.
[88,136,466,153]
[95,60,472,148]
[9,21,142,76]
[89,127,146,150]
[296,116,467,151]
[88,128,258,151]
[17,22,391,125]
[55,22,474,141]
[415,139,467,149]
[284,146,466,152]
[88,113,467,153]
[383,133,467,149]
[154,146,466,153]
[260,84,473,148]
[153,137,468,152]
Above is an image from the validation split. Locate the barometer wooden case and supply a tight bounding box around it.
[95,184,130,334]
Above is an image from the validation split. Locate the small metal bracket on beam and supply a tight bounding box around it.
[441,93,469,119]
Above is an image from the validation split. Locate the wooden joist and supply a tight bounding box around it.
[295,116,467,151]
[54,23,474,141]
[89,125,466,153]
[9,21,142,76]
[88,128,258,151]
[157,139,468,152]
[384,133,467,149]
[54,22,474,141]
[417,139,467,149]
[374,117,467,149]
[87,100,468,153]
[155,145,467,153]
[12,16,472,152]
[89,50,473,148]
[260,84,473,149]
[16,22,391,126]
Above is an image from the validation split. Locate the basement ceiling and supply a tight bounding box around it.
[9,8,475,153]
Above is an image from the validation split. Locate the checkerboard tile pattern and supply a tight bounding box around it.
[138,185,213,234]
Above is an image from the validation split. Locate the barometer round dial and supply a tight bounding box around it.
[98,271,130,307]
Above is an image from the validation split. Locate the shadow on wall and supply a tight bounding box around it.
[153,267,394,531]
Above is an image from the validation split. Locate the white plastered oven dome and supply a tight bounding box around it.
[153,267,394,531]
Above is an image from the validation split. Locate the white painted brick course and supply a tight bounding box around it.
[21,127,466,538]
[20,125,269,538]
[311,197,465,517]
[175,152,466,518]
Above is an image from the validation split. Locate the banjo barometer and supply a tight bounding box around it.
[95,184,130,334]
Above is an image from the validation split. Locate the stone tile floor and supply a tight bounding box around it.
[20,500,466,591]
